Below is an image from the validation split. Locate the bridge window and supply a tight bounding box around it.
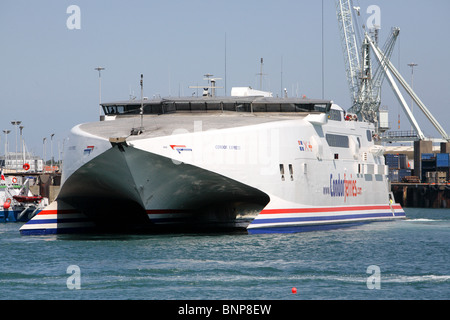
[328,109,342,121]
[326,134,349,148]
[366,130,372,142]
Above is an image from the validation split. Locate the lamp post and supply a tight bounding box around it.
[43,137,47,172]
[19,126,24,169]
[50,133,55,173]
[3,130,11,169]
[11,120,21,172]
[95,67,105,119]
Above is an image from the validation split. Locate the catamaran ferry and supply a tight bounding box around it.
[20,87,405,235]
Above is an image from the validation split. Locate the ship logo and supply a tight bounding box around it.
[298,140,312,152]
[323,174,362,202]
[84,146,95,155]
[170,145,192,154]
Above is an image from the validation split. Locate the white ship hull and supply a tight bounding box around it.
[20,99,405,235]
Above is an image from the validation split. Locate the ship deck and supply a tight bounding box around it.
[79,111,312,141]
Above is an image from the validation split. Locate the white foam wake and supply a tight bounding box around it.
[406,218,440,222]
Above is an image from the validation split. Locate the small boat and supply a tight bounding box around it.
[12,195,44,203]
[1,175,48,222]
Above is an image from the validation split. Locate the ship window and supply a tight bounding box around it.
[281,104,296,112]
[326,134,349,148]
[294,104,312,112]
[252,104,266,112]
[103,105,127,115]
[144,104,163,114]
[266,104,281,112]
[366,130,372,142]
[190,102,206,111]
[313,104,331,113]
[102,100,333,116]
[128,105,141,114]
[328,109,342,121]
[235,103,251,112]
[206,102,221,111]
[164,102,176,113]
[176,102,190,111]
[107,106,116,114]
[279,164,285,181]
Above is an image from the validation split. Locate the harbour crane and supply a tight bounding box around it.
[335,0,397,125]
[335,0,450,142]
[336,0,360,114]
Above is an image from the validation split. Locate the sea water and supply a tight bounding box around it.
[0,208,448,300]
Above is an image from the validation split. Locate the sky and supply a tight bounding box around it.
[1,0,450,160]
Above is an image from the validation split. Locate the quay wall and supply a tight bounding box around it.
[392,183,450,208]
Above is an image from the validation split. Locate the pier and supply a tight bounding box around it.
[386,141,450,209]
[391,182,450,208]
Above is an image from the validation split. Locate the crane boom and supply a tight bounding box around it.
[336,0,360,106]
[336,0,399,125]
[371,27,400,104]
[366,34,426,140]
[367,34,450,141]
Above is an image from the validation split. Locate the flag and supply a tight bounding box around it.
[1,168,5,181]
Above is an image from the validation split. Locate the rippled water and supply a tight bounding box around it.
[0,208,449,300]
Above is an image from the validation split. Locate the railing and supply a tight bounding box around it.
[381,130,419,140]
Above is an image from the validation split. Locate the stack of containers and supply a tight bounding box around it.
[422,153,436,183]
[436,153,449,182]
[421,153,450,183]
[385,154,411,182]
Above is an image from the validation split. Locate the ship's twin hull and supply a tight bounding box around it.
[20,142,270,235]
[20,113,406,235]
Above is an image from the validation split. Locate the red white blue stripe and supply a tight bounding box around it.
[19,201,95,235]
[247,204,405,234]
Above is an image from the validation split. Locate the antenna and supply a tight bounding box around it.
[224,33,227,96]
[131,74,145,135]
[321,0,324,99]
[280,56,283,98]
[94,66,105,120]
[256,58,267,90]
[140,74,144,130]
[189,74,223,97]
[129,85,136,100]
[204,74,214,83]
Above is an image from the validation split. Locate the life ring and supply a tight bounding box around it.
[23,163,30,171]
[3,198,11,210]
[12,177,17,184]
